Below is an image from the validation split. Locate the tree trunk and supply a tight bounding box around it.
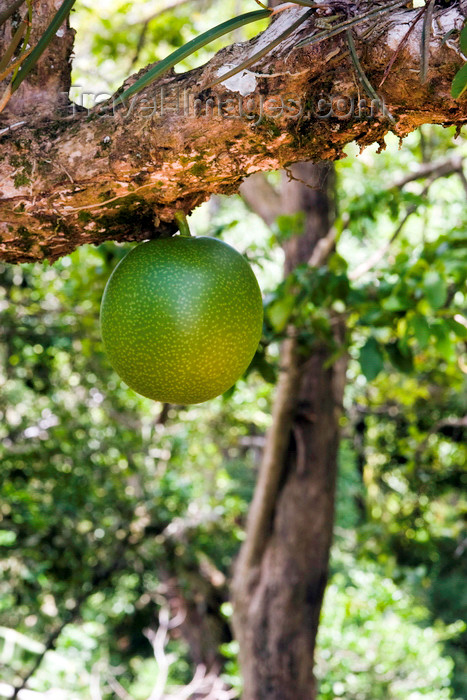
[0,1,466,262]
[232,162,347,700]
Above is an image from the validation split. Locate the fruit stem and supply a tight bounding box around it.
[174,211,193,238]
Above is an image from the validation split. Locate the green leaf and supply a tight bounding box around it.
[441,28,457,46]
[446,317,467,339]
[206,9,313,90]
[248,351,277,384]
[327,253,348,274]
[386,341,414,373]
[410,314,430,349]
[114,9,271,107]
[460,22,467,55]
[267,294,296,332]
[0,530,16,546]
[451,62,467,99]
[12,0,76,91]
[381,293,409,311]
[273,213,306,242]
[359,337,384,381]
[423,271,447,309]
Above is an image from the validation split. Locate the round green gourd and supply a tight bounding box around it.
[100,236,263,404]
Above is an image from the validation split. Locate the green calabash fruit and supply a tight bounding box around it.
[100,236,263,404]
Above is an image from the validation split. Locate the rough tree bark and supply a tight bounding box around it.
[233,161,346,700]
[0,1,466,262]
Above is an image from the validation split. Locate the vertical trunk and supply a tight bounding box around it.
[232,162,347,700]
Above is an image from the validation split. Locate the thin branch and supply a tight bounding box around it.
[379,5,425,87]
[145,607,179,700]
[0,681,67,699]
[391,155,464,189]
[11,617,71,699]
[106,675,131,700]
[206,8,313,90]
[90,665,103,700]
[143,603,236,700]
[349,161,464,280]
[295,0,409,48]
[456,165,467,198]
[308,225,337,267]
[349,195,426,281]
[0,84,12,115]
[0,46,32,83]
[246,163,337,264]
[167,665,208,700]
[0,119,25,136]
[0,0,26,25]
[133,0,196,27]
[232,335,303,575]
[129,0,198,70]
[0,14,28,74]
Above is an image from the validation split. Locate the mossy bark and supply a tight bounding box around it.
[0,1,466,262]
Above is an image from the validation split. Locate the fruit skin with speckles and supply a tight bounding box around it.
[100,236,263,404]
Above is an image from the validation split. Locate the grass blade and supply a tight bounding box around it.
[272,0,319,8]
[11,0,76,91]
[346,29,379,102]
[0,46,32,82]
[346,28,395,123]
[114,9,271,107]
[206,9,313,90]
[460,22,467,55]
[11,0,32,82]
[420,0,435,84]
[0,15,28,73]
[283,1,320,6]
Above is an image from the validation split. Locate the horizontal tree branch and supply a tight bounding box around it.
[391,154,465,189]
[0,1,466,262]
